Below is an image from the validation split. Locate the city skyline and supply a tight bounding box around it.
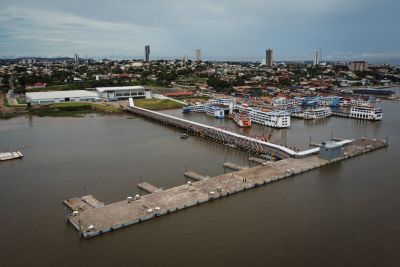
[0,0,400,63]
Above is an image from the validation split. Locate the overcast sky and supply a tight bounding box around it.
[0,0,399,62]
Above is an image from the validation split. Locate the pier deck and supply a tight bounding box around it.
[248,157,269,165]
[184,171,208,181]
[137,182,163,193]
[64,195,105,212]
[223,162,248,171]
[64,138,387,238]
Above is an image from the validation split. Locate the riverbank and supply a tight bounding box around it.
[29,102,120,117]
[1,101,121,119]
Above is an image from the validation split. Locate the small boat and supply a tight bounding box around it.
[180,133,188,139]
[232,112,251,127]
[0,151,23,161]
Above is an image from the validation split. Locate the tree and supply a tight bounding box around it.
[207,76,232,93]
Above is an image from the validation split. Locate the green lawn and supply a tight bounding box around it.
[29,101,120,117]
[49,102,119,112]
[134,99,184,110]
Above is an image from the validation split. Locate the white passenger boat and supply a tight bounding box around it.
[235,104,290,128]
[303,107,332,120]
[205,104,226,119]
[350,105,383,120]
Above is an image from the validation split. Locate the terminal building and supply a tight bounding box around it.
[26,90,100,105]
[95,86,151,101]
[319,141,343,160]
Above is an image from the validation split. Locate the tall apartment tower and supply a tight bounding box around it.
[195,48,201,61]
[74,53,79,63]
[265,49,273,67]
[145,45,150,62]
[313,49,321,66]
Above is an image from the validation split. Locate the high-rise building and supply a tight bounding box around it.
[145,45,150,62]
[350,61,368,72]
[265,49,273,67]
[74,53,79,63]
[195,49,201,61]
[313,49,321,66]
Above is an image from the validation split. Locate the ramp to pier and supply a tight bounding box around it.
[125,101,354,159]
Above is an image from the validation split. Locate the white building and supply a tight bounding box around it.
[95,86,151,101]
[313,49,321,66]
[26,90,100,105]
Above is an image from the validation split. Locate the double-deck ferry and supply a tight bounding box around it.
[182,104,205,113]
[232,112,251,127]
[350,105,383,120]
[303,107,332,120]
[235,104,290,128]
[205,104,227,119]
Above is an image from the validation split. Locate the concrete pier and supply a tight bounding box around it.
[137,182,163,193]
[64,195,105,212]
[223,162,248,171]
[309,143,322,147]
[184,171,208,181]
[64,138,387,238]
[248,157,269,165]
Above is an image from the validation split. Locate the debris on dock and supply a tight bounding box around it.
[0,151,23,161]
[138,182,163,193]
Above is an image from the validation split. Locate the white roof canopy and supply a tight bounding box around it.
[95,86,145,92]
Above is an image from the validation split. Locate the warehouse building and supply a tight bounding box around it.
[26,90,100,105]
[95,86,151,101]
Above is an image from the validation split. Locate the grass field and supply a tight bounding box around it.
[49,102,120,112]
[134,99,184,110]
[29,102,120,117]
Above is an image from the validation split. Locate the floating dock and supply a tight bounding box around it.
[64,138,387,238]
[0,151,23,161]
[64,195,105,212]
[138,182,163,193]
[248,157,269,165]
[184,171,209,181]
[223,162,248,171]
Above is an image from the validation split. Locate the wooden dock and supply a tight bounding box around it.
[137,182,163,193]
[64,138,387,238]
[223,162,248,171]
[0,151,23,161]
[184,171,209,181]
